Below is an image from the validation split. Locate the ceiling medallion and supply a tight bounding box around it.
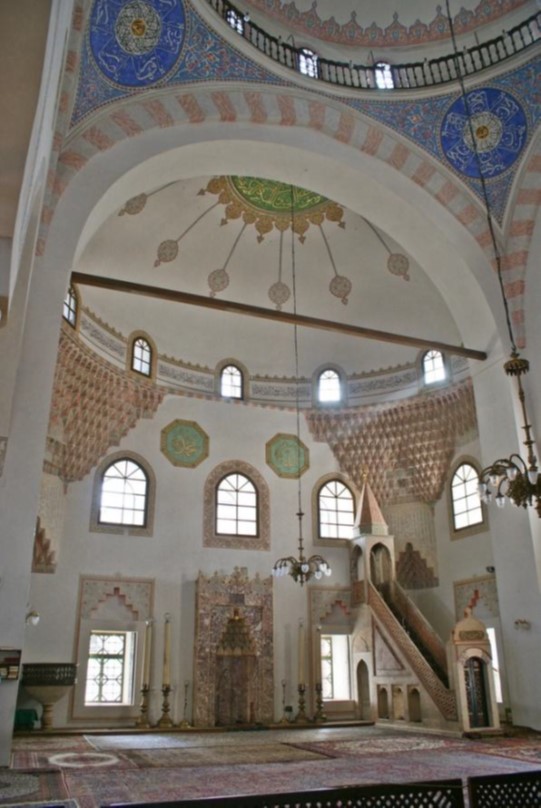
[89,0,186,88]
[201,176,345,243]
[440,87,527,179]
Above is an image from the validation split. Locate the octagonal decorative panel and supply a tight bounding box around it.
[161,419,209,467]
[265,433,309,478]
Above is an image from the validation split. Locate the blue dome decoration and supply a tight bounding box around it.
[441,87,527,179]
[89,0,186,88]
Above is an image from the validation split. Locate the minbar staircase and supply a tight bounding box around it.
[368,581,458,721]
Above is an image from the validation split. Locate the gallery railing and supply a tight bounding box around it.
[204,1,541,91]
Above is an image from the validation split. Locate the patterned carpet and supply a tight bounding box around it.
[5,727,541,808]
[0,769,69,805]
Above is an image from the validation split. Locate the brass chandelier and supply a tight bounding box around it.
[272,185,332,585]
[445,0,541,515]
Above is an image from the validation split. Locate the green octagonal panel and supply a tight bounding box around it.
[161,419,209,468]
[266,433,309,479]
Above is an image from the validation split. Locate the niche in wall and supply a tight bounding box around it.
[193,567,273,727]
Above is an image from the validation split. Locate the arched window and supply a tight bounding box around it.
[298,48,319,78]
[216,473,258,536]
[318,479,355,539]
[374,61,394,89]
[99,458,148,527]
[131,337,152,377]
[226,8,244,34]
[220,364,243,399]
[451,462,483,531]
[318,368,341,403]
[63,285,78,327]
[423,350,446,385]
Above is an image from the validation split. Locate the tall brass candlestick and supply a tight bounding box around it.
[142,618,153,688]
[162,612,171,688]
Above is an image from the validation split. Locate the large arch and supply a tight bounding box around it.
[44,122,502,354]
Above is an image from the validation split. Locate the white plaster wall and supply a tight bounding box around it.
[25,393,351,726]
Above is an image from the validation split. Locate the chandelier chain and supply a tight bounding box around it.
[445,0,517,357]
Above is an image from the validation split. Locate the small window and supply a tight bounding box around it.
[226,8,244,34]
[321,635,351,700]
[451,462,483,531]
[374,61,394,89]
[63,285,78,326]
[99,459,148,527]
[84,630,136,705]
[216,472,258,536]
[221,364,243,399]
[318,480,355,539]
[131,337,152,377]
[298,48,319,78]
[423,350,446,385]
[318,368,341,403]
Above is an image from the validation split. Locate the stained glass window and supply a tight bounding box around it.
[132,337,152,377]
[318,368,341,403]
[63,286,78,326]
[423,350,446,384]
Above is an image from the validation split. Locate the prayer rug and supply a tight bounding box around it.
[11,751,136,770]
[124,743,329,768]
[466,737,541,763]
[287,735,469,758]
[12,737,93,752]
[1,802,78,808]
[86,727,375,751]
[0,770,68,805]
[63,751,541,808]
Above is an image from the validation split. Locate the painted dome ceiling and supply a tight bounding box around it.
[242,0,530,49]
[76,174,463,378]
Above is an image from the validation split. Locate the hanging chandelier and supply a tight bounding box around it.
[272,185,332,585]
[444,1,540,515]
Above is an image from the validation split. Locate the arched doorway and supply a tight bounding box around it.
[465,656,490,728]
[377,686,390,719]
[408,687,422,722]
[356,660,371,719]
[370,543,392,592]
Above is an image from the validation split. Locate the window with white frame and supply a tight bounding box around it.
[84,630,136,705]
[298,48,319,78]
[321,634,351,700]
[318,368,341,403]
[318,479,355,539]
[374,61,394,89]
[220,364,243,399]
[226,8,244,34]
[451,462,483,530]
[423,349,446,385]
[63,285,78,326]
[216,472,258,536]
[99,459,148,527]
[131,337,152,377]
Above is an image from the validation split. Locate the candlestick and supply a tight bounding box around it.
[280,678,288,724]
[162,612,171,688]
[142,618,153,687]
[136,684,151,728]
[295,683,309,723]
[157,684,174,728]
[179,679,191,729]
[298,619,305,685]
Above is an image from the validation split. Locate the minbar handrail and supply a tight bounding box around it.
[205,0,540,91]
